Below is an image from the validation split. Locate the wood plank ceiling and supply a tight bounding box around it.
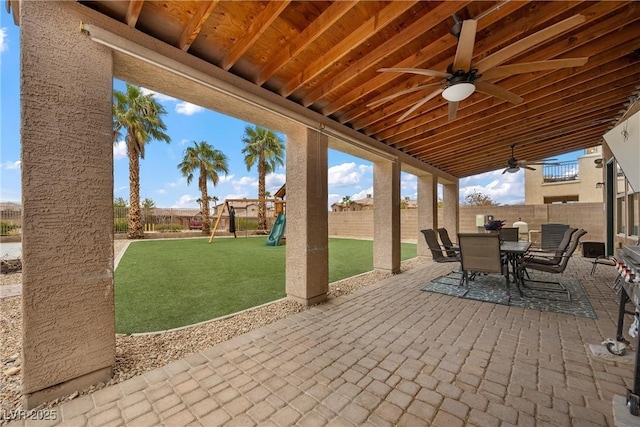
[79,0,640,178]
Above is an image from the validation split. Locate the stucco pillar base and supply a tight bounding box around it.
[23,367,113,410]
[288,292,327,307]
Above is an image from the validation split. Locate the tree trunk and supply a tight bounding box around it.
[127,137,144,239]
[200,169,210,236]
[258,154,267,231]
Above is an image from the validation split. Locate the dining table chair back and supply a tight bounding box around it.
[518,229,587,277]
[437,228,458,257]
[457,233,504,287]
[421,229,459,263]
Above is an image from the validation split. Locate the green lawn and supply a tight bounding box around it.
[115,237,416,333]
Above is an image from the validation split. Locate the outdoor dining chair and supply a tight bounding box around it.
[421,229,460,264]
[457,233,506,288]
[437,228,458,257]
[516,229,587,300]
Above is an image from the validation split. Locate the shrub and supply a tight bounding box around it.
[1,221,17,236]
[155,223,184,232]
[236,217,259,230]
[114,219,128,234]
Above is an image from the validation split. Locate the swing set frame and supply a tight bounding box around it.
[208,198,286,243]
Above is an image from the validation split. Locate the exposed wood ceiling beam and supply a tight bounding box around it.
[126,0,144,28]
[255,1,359,86]
[336,0,583,124]
[356,1,630,135]
[301,1,471,107]
[279,1,419,97]
[390,37,640,150]
[220,1,290,71]
[178,0,218,52]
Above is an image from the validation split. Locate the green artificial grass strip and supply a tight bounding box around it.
[115,237,416,333]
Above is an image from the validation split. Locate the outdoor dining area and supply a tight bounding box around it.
[420,225,590,305]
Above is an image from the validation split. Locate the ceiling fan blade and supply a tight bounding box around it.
[502,168,508,175]
[474,81,523,104]
[474,14,586,74]
[448,101,458,121]
[481,57,589,80]
[378,67,451,79]
[452,19,477,73]
[397,88,444,122]
[366,82,443,107]
[523,166,537,171]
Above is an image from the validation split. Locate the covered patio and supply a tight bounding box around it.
[9,257,635,426]
[6,0,640,422]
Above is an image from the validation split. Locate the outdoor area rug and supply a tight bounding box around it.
[421,271,597,319]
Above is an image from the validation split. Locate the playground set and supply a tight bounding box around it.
[208,198,286,246]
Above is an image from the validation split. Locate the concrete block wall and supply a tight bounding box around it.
[328,203,605,243]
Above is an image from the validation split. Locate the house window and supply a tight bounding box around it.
[543,195,579,204]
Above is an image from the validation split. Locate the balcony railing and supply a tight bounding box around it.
[543,161,579,183]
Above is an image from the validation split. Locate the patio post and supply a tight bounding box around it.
[373,158,401,273]
[417,173,438,257]
[285,127,329,306]
[442,180,459,238]
[20,1,115,408]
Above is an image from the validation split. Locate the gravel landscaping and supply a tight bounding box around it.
[0,241,426,423]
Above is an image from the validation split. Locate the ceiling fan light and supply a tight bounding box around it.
[506,166,520,173]
[442,82,475,102]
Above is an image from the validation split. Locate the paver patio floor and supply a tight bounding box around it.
[10,256,636,426]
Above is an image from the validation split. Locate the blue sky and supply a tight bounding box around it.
[0,22,579,209]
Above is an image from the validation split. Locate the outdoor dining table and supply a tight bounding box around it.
[500,241,531,293]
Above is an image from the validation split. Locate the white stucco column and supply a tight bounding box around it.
[285,127,329,306]
[417,173,438,256]
[442,181,459,238]
[373,158,401,273]
[20,1,115,408]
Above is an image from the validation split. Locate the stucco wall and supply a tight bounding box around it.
[20,1,115,407]
[525,152,604,204]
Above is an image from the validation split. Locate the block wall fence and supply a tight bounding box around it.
[328,203,605,243]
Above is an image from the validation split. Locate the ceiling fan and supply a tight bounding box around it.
[503,144,558,174]
[370,14,588,122]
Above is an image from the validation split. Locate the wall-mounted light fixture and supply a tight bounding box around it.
[596,182,605,189]
[594,158,603,168]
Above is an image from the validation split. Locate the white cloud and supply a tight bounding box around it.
[460,168,525,205]
[266,173,286,193]
[179,138,190,146]
[171,194,199,208]
[225,193,250,201]
[113,141,127,160]
[175,102,204,116]
[140,88,176,103]
[235,176,257,187]
[0,160,20,170]
[0,28,7,53]
[400,172,417,194]
[351,187,373,200]
[157,189,167,195]
[328,162,371,188]
[218,174,235,183]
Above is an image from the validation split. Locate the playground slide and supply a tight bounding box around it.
[265,213,286,246]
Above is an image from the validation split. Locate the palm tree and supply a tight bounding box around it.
[178,141,229,235]
[113,84,171,239]
[342,195,353,211]
[241,125,285,231]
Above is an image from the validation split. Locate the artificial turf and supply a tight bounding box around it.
[115,237,417,333]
